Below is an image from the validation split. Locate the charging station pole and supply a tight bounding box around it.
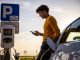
[3,48,10,60]
[1,25,15,60]
[1,3,19,60]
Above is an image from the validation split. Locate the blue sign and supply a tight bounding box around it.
[1,3,19,21]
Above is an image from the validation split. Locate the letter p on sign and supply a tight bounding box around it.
[3,6,13,18]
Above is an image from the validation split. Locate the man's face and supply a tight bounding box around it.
[38,11,47,19]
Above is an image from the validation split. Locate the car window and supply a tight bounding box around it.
[70,19,80,29]
[59,18,80,43]
[66,17,80,31]
[66,32,80,42]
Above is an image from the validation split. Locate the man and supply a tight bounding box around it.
[31,5,60,60]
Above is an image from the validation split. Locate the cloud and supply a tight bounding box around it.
[50,6,64,13]
[48,0,80,16]
[20,1,32,9]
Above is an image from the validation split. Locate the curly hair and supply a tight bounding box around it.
[36,5,49,13]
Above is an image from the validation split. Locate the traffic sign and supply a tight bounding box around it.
[0,22,19,34]
[1,3,19,21]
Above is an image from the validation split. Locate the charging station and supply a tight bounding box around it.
[1,25,15,48]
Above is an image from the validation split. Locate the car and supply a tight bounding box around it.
[47,17,80,60]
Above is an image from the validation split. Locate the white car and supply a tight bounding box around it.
[47,17,80,60]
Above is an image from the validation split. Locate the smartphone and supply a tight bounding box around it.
[30,31,36,34]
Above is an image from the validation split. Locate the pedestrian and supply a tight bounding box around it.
[31,5,60,60]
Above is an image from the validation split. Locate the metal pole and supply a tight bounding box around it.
[3,48,10,60]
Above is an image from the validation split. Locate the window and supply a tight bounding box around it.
[59,18,80,43]
[70,19,80,29]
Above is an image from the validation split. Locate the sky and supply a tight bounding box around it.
[0,0,80,56]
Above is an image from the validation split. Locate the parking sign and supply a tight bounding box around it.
[1,3,19,21]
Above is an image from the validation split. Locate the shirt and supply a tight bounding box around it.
[43,15,60,42]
